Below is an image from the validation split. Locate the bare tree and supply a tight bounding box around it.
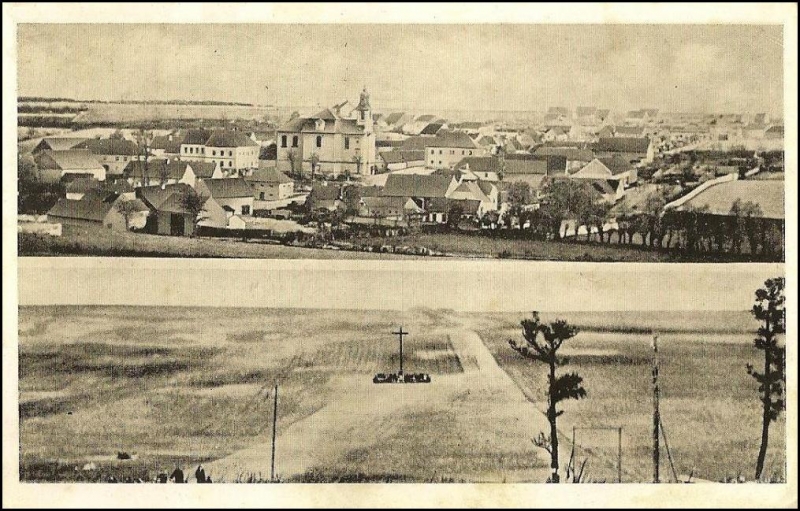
[134,129,154,186]
[509,312,587,483]
[747,277,786,481]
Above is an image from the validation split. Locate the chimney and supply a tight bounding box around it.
[160,182,166,190]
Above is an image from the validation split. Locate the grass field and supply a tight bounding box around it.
[17,307,785,483]
[18,224,419,260]
[19,224,683,262]
[476,311,786,483]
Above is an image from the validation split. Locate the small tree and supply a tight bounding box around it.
[447,202,464,230]
[115,199,142,231]
[310,152,320,183]
[180,187,208,236]
[342,185,362,221]
[509,312,586,483]
[352,154,363,176]
[746,277,786,481]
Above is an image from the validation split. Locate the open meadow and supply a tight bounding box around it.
[17,307,784,483]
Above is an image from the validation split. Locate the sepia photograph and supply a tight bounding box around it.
[3,2,797,509]
[14,20,787,263]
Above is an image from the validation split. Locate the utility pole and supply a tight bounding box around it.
[393,327,408,374]
[652,333,660,484]
[618,426,623,484]
[271,383,278,482]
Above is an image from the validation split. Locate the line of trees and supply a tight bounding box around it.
[489,180,783,260]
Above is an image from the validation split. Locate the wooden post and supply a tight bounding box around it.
[618,426,623,483]
[271,384,278,482]
[652,334,660,484]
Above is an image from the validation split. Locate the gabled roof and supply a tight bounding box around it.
[35,149,104,171]
[245,168,293,184]
[311,107,339,121]
[627,110,647,119]
[187,160,219,179]
[548,107,570,116]
[533,146,594,162]
[382,174,454,198]
[415,114,436,122]
[453,121,484,130]
[571,159,615,179]
[33,137,87,153]
[380,150,425,165]
[504,158,549,175]
[765,125,784,135]
[65,177,100,194]
[598,155,633,174]
[596,109,611,118]
[476,135,497,146]
[124,159,189,180]
[151,134,183,154]
[206,130,259,148]
[595,137,651,154]
[455,156,501,173]
[138,183,197,212]
[182,129,212,145]
[576,107,597,117]
[385,112,407,125]
[420,123,445,135]
[48,192,146,222]
[614,126,645,136]
[425,131,477,149]
[73,138,139,156]
[201,178,254,198]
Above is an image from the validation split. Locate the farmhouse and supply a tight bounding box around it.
[567,158,634,203]
[137,183,227,236]
[380,150,426,172]
[73,138,140,176]
[358,196,424,222]
[196,178,255,216]
[204,130,260,174]
[65,177,100,200]
[124,159,197,189]
[533,146,594,171]
[454,156,501,182]
[31,137,87,155]
[594,137,654,165]
[245,168,295,201]
[424,131,483,170]
[34,149,106,183]
[47,190,149,231]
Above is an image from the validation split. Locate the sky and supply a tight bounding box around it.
[17,259,784,312]
[17,24,784,115]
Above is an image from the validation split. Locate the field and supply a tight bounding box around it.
[17,307,784,483]
[476,311,786,483]
[19,224,685,262]
[18,224,419,260]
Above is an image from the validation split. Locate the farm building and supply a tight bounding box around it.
[137,183,227,236]
[31,137,87,155]
[34,149,106,183]
[245,168,295,201]
[73,138,140,176]
[196,178,255,216]
[47,190,149,231]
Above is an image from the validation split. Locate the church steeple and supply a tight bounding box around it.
[355,86,373,133]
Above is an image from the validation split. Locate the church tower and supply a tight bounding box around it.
[355,87,373,134]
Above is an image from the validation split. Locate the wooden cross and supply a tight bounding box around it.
[392,327,408,374]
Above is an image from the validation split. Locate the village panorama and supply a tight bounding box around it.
[18,88,785,262]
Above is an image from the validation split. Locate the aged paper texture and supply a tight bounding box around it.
[3,2,797,508]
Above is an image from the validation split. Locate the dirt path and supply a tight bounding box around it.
[200,328,552,483]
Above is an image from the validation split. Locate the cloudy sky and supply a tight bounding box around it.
[17,24,784,114]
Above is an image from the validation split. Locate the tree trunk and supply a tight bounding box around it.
[548,360,560,483]
[755,315,772,481]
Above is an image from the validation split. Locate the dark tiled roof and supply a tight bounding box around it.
[201,178,254,198]
[310,185,342,201]
[35,149,104,171]
[65,177,100,194]
[138,183,196,212]
[614,126,645,136]
[382,174,453,198]
[74,138,139,156]
[245,168,293,184]
[595,137,651,154]
[385,112,406,125]
[504,158,549,175]
[424,131,477,149]
[380,150,425,165]
[187,160,219,179]
[533,146,594,162]
[415,114,436,122]
[183,129,212,145]
[597,155,633,174]
[206,130,259,148]
[33,137,87,153]
[420,123,445,135]
[455,156,501,173]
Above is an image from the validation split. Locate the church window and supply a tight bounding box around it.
[344,137,350,150]
[281,135,287,148]
[316,136,322,148]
